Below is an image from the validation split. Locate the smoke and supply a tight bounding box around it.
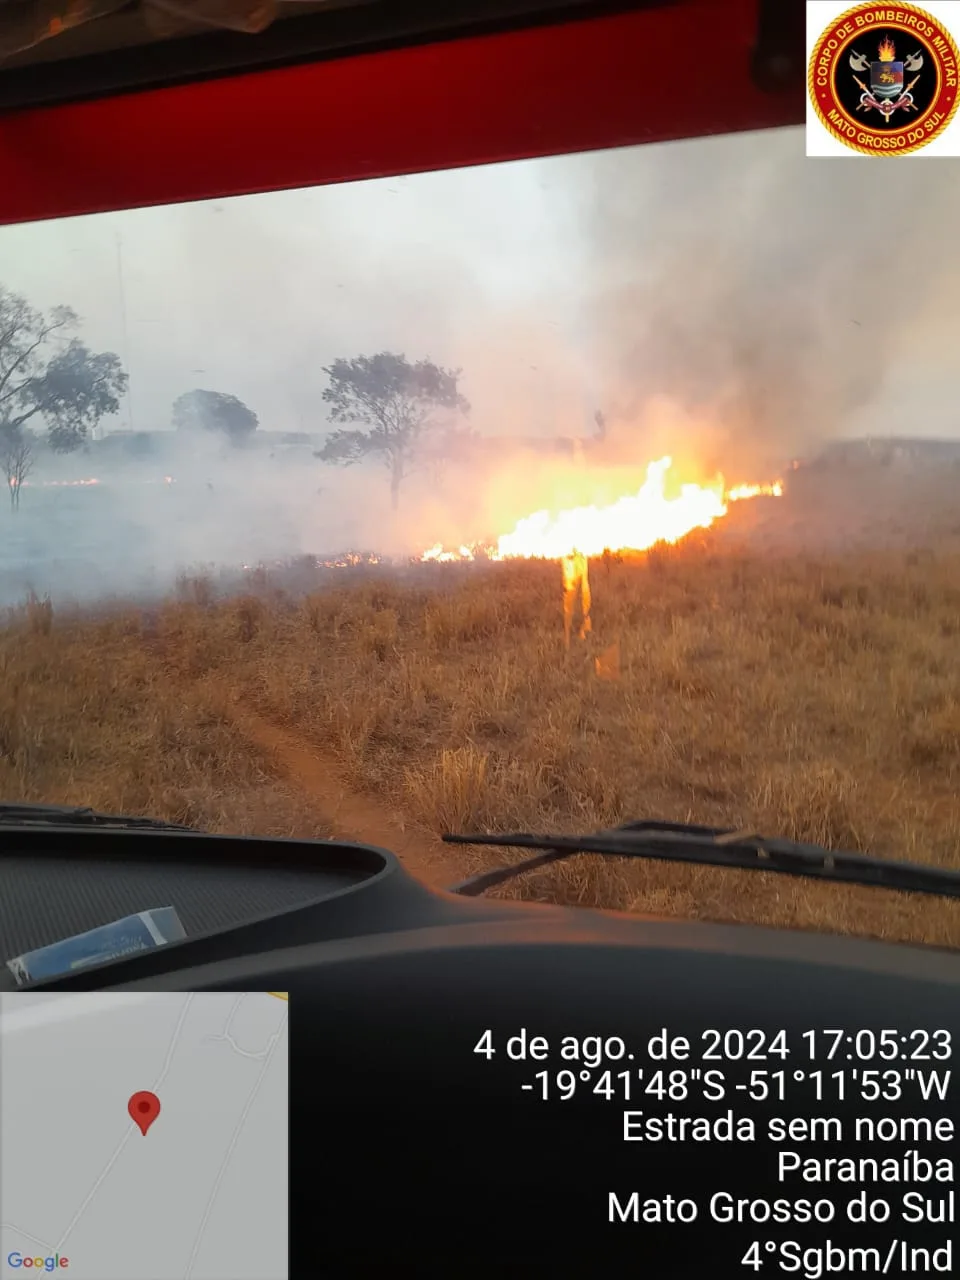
[2,124,959,603]
[574,128,960,478]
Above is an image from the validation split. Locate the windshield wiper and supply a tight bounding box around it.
[443,819,960,901]
[0,803,198,832]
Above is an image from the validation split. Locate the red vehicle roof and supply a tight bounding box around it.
[0,0,803,226]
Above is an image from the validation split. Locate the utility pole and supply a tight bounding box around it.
[115,229,135,432]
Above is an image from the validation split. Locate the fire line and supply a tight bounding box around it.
[419,455,783,565]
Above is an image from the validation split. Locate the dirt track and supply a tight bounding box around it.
[136,619,465,885]
[223,693,460,888]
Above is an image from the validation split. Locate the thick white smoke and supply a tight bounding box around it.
[1,123,957,602]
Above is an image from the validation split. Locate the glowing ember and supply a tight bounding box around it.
[314,552,382,568]
[421,543,485,563]
[241,552,383,571]
[727,480,783,501]
[420,456,783,563]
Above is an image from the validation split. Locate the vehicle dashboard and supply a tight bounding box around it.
[2,825,958,1271]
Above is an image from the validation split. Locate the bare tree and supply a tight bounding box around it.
[0,428,34,511]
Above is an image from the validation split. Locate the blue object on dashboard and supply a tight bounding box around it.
[5,906,187,985]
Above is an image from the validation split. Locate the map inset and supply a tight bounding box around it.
[1,992,288,1279]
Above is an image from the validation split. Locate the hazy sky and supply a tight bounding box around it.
[0,123,957,453]
[1,124,959,602]
[0,155,592,438]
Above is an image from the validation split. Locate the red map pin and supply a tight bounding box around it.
[128,1091,161,1136]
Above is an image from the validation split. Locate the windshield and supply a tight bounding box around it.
[0,125,958,948]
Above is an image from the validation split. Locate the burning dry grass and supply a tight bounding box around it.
[3,539,960,947]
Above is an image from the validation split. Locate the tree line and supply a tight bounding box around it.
[173,355,475,510]
[0,285,127,508]
[1,280,477,513]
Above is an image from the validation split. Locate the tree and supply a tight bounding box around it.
[317,352,470,509]
[0,426,34,512]
[594,409,607,442]
[172,389,259,444]
[0,286,128,453]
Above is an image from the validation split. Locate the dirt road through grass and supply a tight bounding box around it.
[221,692,460,888]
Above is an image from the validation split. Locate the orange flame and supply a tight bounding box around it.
[877,36,896,61]
[727,480,783,501]
[421,543,483,563]
[420,456,783,563]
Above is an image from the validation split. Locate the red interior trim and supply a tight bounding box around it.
[0,1,802,226]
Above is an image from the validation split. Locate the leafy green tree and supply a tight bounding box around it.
[318,352,470,509]
[0,286,127,453]
[172,389,259,443]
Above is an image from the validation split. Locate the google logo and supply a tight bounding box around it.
[6,1254,69,1271]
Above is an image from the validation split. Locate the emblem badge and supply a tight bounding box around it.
[808,3,959,155]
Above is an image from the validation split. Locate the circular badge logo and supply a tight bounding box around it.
[808,3,959,154]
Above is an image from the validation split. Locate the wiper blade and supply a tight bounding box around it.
[0,803,198,832]
[443,819,960,901]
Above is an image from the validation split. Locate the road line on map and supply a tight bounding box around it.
[55,994,196,1253]
[204,994,282,1059]
[206,1028,278,1060]
[203,994,247,1050]
[55,1129,134,1253]
[0,1223,54,1253]
[182,1013,288,1280]
[153,993,197,1090]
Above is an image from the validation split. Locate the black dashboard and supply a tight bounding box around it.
[2,824,958,1273]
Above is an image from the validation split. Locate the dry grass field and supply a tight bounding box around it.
[3,462,960,950]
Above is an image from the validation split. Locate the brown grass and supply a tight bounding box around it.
[0,592,332,840]
[3,536,960,948]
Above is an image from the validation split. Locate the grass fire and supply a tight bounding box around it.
[3,450,960,950]
[419,453,784,650]
[1,125,959,951]
[419,456,783,564]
